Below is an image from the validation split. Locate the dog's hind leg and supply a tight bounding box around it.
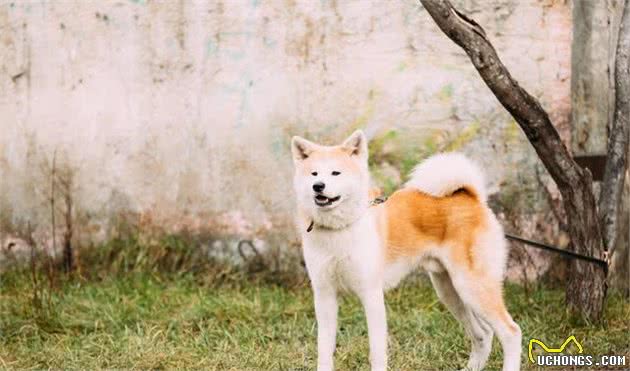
[430,271,493,371]
[449,272,522,371]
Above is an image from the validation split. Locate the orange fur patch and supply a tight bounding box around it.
[378,188,486,267]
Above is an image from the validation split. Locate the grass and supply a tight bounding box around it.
[1,267,628,370]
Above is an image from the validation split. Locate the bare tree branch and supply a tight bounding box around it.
[535,166,568,232]
[419,0,607,321]
[600,0,630,257]
[419,0,582,187]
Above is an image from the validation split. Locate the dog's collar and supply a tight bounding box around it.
[306,196,387,233]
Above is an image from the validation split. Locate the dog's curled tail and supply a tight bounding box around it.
[405,152,487,203]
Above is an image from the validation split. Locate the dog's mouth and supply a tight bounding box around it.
[314,194,341,207]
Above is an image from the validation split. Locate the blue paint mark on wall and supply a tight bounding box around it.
[206,40,218,56]
[263,36,277,49]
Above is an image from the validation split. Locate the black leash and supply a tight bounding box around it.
[306,196,609,273]
[505,233,608,273]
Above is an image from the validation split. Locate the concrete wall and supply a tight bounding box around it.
[572,0,628,291]
[572,0,625,155]
[0,0,571,254]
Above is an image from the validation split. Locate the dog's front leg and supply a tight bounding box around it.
[314,286,338,371]
[360,288,388,371]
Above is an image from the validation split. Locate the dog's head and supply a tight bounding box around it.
[291,130,370,229]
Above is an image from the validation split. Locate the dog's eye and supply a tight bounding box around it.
[332,171,341,176]
[311,172,318,176]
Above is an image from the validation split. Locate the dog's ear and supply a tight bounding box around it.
[341,130,368,161]
[291,136,317,162]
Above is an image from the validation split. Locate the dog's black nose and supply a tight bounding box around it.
[313,182,325,193]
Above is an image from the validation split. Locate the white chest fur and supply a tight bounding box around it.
[302,213,384,293]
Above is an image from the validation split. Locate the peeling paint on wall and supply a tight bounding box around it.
[0,0,571,247]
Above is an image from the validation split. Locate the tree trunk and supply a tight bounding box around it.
[600,0,630,258]
[418,0,608,321]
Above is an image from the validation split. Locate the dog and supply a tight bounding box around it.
[291,130,521,371]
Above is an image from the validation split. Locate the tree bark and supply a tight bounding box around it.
[419,0,607,321]
[600,0,630,257]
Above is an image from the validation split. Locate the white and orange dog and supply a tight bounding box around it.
[291,130,521,371]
